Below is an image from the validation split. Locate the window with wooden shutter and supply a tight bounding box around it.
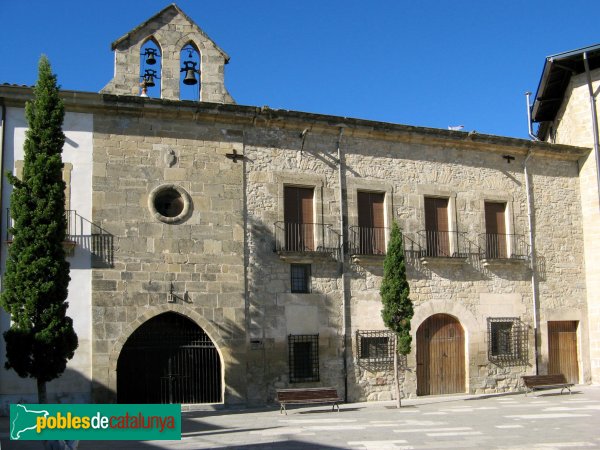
[424,197,449,257]
[357,191,385,255]
[484,202,507,258]
[284,186,314,251]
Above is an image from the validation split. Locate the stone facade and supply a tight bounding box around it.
[540,66,600,383]
[0,7,597,411]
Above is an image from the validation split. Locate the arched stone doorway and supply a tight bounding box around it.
[117,312,222,404]
[416,314,465,396]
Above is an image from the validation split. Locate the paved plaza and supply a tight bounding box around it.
[2,385,600,449]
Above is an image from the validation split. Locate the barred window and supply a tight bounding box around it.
[356,330,394,365]
[488,318,527,363]
[291,264,311,293]
[288,334,319,382]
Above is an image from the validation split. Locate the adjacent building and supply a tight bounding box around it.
[0,5,597,412]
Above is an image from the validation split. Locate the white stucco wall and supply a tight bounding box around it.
[0,107,93,413]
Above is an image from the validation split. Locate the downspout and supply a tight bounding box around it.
[523,149,539,375]
[335,127,348,402]
[525,92,540,142]
[582,52,600,211]
[0,99,6,280]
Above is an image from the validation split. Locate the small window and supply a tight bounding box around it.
[291,264,311,293]
[357,330,394,362]
[488,318,527,363]
[288,334,319,383]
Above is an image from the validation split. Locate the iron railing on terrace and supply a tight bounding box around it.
[348,226,387,256]
[6,208,114,267]
[348,226,423,259]
[274,221,339,258]
[479,233,530,260]
[416,230,479,258]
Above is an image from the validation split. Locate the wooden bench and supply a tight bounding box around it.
[276,387,342,414]
[522,374,574,396]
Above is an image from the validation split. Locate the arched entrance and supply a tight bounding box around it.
[417,314,465,396]
[117,312,222,404]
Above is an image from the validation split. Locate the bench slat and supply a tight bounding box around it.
[276,387,341,414]
[521,374,573,396]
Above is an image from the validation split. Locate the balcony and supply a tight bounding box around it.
[416,230,477,265]
[6,209,113,267]
[479,233,530,267]
[274,221,339,262]
[348,226,423,264]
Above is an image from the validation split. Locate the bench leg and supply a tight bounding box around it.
[280,403,287,415]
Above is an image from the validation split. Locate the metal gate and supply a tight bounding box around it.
[117,312,222,404]
[416,314,465,396]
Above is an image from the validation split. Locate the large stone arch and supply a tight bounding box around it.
[108,304,226,400]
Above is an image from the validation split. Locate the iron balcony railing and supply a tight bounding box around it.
[348,226,423,258]
[479,233,530,260]
[6,208,114,266]
[348,226,387,256]
[416,230,478,258]
[274,221,339,256]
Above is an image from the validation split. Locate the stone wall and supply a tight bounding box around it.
[546,68,600,383]
[244,124,588,402]
[91,107,245,404]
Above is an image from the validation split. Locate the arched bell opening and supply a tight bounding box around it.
[180,42,201,101]
[116,312,222,404]
[140,38,162,98]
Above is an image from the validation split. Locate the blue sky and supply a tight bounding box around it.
[1,0,598,139]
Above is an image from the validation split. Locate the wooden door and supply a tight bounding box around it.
[284,186,314,251]
[357,191,385,254]
[485,202,507,258]
[548,321,579,385]
[424,197,449,256]
[417,314,465,396]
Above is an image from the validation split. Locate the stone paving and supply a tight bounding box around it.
[2,385,599,449]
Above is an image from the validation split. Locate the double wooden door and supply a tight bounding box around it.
[417,314,465,396]
[548,321,579,385]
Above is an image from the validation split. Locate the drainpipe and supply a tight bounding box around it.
[524,149,540,375]
[0,99,6,279]
[525,92,539,142]
[582,52,600,211]
[335,127,348,402]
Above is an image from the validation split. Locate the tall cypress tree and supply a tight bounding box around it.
[380,221,413,407]
[1,55,77,403]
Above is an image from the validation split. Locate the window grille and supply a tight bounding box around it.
[288,334,319,383]
[487,318,528,364]
[356,330,394,370]
[291,264,311,293]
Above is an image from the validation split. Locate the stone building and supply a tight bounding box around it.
[0,5,597,412]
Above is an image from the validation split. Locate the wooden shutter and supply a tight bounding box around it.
[424,197,449,256]
[284,186,314,251]
[358,192,385,254]
[485,202,507,258]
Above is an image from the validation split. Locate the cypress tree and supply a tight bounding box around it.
[1,55,78,403]
[380,221,413,407]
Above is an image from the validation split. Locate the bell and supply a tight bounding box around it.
[143,70,156,87]
[145,49,157,65]
[183,69,198,85]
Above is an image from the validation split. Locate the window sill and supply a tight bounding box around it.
[420,256,467,266]
[481,257,529,268]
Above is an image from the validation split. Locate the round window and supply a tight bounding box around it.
[148,184,191,223]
